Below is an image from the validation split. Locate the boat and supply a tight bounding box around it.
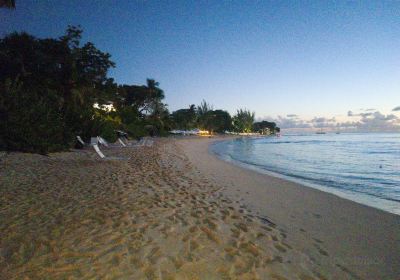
[316,128,326,134]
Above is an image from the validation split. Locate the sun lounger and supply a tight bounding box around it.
[138,138,146,146]
[115,130,129,147]
[77,136,85,146]
[75,136,86,149]
[97,136,109,147]
[118,137,127,147]
[91,137,105,158]
[145,139,153,147]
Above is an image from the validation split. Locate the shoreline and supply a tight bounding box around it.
[209,137,400,216]
[178,136,400,279]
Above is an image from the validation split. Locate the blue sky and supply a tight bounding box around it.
[1,1,399,130]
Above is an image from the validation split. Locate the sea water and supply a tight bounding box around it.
[211,133,400,215]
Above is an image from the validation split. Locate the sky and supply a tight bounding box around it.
[1,1,399,131]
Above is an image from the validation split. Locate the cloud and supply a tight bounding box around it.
[274,116,311,129]
[311,117,335,123]
[310,117,336,128]
[360,108,375,111]
[348,110,376,118]
[392,106,400,111]
[275,110,400,132]
[343,111,400,131]
[359,112,374,117]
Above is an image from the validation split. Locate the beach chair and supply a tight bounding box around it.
[145,139,154,147]
[138,138,147,146]
[97,136,109,148]
[129,137,146,147]
[115,130,128,147]
[118,138,127,147]
[76,136,86,149]
[77,136,85,145]
[91,137,106,158]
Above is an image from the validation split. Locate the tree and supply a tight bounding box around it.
[197,100,213,131]
[115,79,164,116]
[253,120,278,134]
[147,101,171,136]
[0,0,15,9]
[170,105,197,130]
[203,110,232,133]
[197,99,213,117]
[113,79,169,137]
[232,109,255,133]
[0,26,116,153]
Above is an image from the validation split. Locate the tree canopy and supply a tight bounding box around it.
[0,27,279,154]
[0,0,15,9]
[253,120,277,134]
[232,109,255,133]
[0,27,170,153]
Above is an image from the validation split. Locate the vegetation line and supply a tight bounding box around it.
[0,26,279,154]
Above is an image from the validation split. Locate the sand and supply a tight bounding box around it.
[178,136,400,280]
[0,137,398,279]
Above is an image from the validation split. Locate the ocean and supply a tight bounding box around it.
[211,133,400,215]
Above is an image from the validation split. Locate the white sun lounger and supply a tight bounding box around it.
[77,136,85,146]
[118,137,127,147]
[91,137,105,158]
[139,138,146,146]
[115,130,129,147]
[97,136,109,147]
[145,139,153,147]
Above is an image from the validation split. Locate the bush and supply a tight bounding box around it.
[99,120,119,143]
[125,122,148,139]
[0,80,70,154]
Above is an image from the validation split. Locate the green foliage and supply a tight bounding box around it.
[0,27,175,154]
[170,105,197,130]
[125,121,147,139]
[170,100,233,134]
[0,27,120,153]
[198,109,232,133]
[208,110,233,133]
[0,79,66,154]
[197,100,213,118]
[94,111,121,142]
[0,27,277,154]
[0,0,15,9]
[114,78,169,137]
[197,100,213,131]
[233,109,255,133]
[253,120,279,134]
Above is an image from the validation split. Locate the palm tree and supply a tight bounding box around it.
[197,99,213,116]
[146,79,164,100]
[197,100,213,130]
[0,0,16,8]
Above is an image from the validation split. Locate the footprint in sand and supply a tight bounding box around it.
[314,243,329,256]
[313,237,323,244]
[274,243,287,253]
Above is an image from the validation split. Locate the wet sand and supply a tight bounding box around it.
[1,138,398,279]
[178,136,400,280]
